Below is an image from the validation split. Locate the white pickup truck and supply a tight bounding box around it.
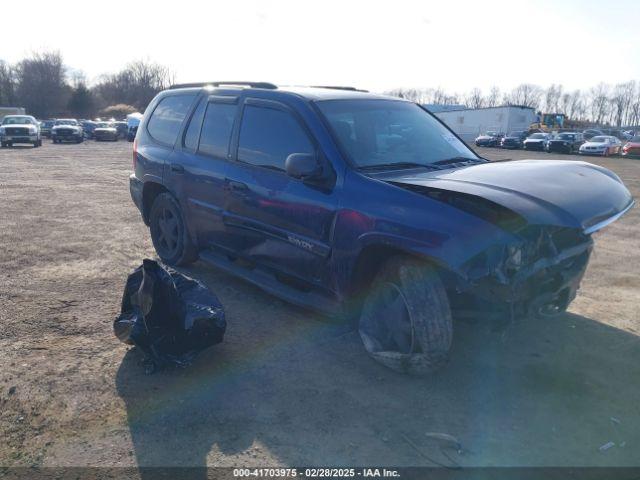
[0,114,42,148]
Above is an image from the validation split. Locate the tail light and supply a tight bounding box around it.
[133,138,138,170]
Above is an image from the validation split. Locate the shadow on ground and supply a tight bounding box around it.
[115,265,640,475]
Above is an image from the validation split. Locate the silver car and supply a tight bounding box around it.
[579,135,622,157]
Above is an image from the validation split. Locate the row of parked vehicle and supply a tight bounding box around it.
[0,115,139,148]
[475,129,640,157]
[40,119,136,142]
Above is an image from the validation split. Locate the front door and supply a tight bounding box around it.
[221,98,339,291]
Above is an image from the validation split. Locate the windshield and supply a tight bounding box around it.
[590,136,608,143]
[557,133,575,140]
[2,116,35,125]
[529,133,546,139]
[96,122,113,128]
[55,120,78,126]
[508,131,523,137]
[316,100,478,169]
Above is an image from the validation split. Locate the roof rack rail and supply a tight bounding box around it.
[310,85,369,92]
[169,81,278,90]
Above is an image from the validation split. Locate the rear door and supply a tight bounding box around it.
[221,98,339,290]
[137,93,196,186]
[169,95,239,248]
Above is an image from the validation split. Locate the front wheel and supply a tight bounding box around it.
[149,192,198,266]
[358,256,453,376]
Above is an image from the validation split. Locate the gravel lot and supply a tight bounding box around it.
[1,141,639,470]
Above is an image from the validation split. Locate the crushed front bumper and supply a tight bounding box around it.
[463,233,594,314]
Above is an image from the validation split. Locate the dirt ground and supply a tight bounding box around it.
[1,140,639,471]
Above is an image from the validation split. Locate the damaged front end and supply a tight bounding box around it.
[462,225,593,317]
[381,159,634,318]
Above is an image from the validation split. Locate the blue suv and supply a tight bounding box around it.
[130,82,633,374]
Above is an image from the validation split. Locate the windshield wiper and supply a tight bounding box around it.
[358,162,439,171]
[432,156,485,166]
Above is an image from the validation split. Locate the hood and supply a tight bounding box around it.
[581,141,607,148]
[524,138,546,142]
[95,127,117,132]
[374,160,634,232]
[53,124,81,130]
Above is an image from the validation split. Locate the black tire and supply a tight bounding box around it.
[149,192,198,266]
[358,256,452,376]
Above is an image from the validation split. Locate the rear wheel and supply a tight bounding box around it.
[358,256,453,376]
[149,192,198,266]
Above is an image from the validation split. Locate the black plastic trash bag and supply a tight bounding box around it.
[114,259,226,372]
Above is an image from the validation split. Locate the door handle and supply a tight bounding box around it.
[228,180,249,192]
[170,163,184,174]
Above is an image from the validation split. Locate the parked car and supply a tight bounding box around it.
[474,131,504,147]
[622,136,640,157]
[601,129,632,141]
[126,113,143,142]
[547,132,584,154]
[0,115,42,148]
[129,82,634,375]
[523,132,551,151]
[93,122,119,141]
[500,131,528,149]
[578,135,622,156]
[583,129,604,140]
[113,121,128,139]
[40,119,56,138]
[52,119,84,143]
[81,121,98,139]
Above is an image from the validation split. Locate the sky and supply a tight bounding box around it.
[3,0,639,94]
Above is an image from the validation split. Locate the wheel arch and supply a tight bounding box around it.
[141,181,169,225]
[347,242,460,301]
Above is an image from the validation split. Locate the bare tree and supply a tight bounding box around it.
[94,60,175,111]
[0,60,17,106]
[589,83,610,125]
[507,83,542,109]
[486,86,501,107]
[465,88,484,109]
[544,84,563,112]
[14,51,70,118]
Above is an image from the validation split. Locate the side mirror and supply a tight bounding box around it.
[285,153,322,180]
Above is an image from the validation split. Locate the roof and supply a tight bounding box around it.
[422,104,466,113]
[428,104,535,113]
[168,82,399,102]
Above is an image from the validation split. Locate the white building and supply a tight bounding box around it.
[428,105,537,142]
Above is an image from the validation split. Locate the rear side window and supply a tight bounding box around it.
[238,105,313,171]
[183,99,207,150]
[147,94,195,146]
[199,103,236,158]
